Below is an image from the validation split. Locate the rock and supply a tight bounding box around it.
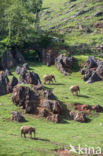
[92,105,103,112]
[44,90,56,100]
[0,48,25,69]
[55,54,74,76]
[22,63,29,70]
[83,70,92,81]
[20,71,41,85]
[42,100,62,114]
[12,86,39,114]
[16,66,22,75]
[40,109,49,117]
[5,69,12,76]
[96,62,103,79]
[74,112,87,123]
[69,111,75,120]
[11,111,26,122]
[85,56,97,69]
[1,49,16,69]
[50,114,62,123]
[86,72,102,83]
[7,76,18,93]
[42,48,58,66]
[94,11,103,17]
[0,72,9,96]
[14,48,25,64]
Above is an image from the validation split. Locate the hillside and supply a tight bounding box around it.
[40,0,103,53]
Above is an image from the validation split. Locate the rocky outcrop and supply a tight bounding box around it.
[12,86,39,114]
[81,56,103,83]
[22,63,29,70]
[55,54,75,76]
[7,76,18,93]
[43,90,56,100]
[1,49,16,69]
[74,103,103,112]
[69,111,87,123]
[74,112,87,123]
[20,71,41,85]
[1,49,25,69]
[11,111,26,122]
[0,72,9,96]
[41,48,58,66]
[12,86,63,123]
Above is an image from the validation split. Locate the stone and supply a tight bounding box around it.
[14,48,25,64]
[16,66,22,75]
[85,56,97,69]
[55,54,74,76]
[74,112,87,123]
[5,69,12,76]
[40,109,49,117]
[47,114,62,123]
[42,99,62,114]
[0,72,9,96]
[7,76,18,93]
[96,62,103,79]
[11,111,26,122]
[12,86,39,114]
[22,63,29,70]
[1,49,16,69]
[86,72,102,83]
[20,71,41,85]
[44,90,56,100]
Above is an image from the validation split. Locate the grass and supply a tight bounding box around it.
[0,56,103,155]
[40,0,103,51]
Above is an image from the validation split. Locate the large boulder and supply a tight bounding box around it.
[42,99,62,114]
[81,56,103,83]
[5,69,12,76]
[96,62,103,79]
[1,49,16,69]
[20,71,41,85]
[12,86,39,113]
[14,49,25,64]
[11,111,26,122]
[42,48,58,66]
[85,56,97,69]
[0,48,25,69]
[69,111,87,123]
[16,66,22,75]
[44,90,56,100]
[55,54,75,76]
[86,72,102,83]
[22,63,29,70]
[7,76,18,93]
[74,112,87,123]
[0,72,9,96]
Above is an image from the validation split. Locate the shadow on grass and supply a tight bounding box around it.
[32,137,50,142]
[46,83,65,86]
[77,95,90,98]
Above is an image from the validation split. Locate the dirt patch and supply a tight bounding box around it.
[55,148,71,156]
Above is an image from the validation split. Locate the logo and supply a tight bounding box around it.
[69,144,101,155]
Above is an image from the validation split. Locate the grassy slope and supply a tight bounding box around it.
[40,0,103,49]
[0,60,103,155]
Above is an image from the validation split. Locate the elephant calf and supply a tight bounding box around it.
[43,74,56,84]
[20,126,36,139]
[70,85,80,96]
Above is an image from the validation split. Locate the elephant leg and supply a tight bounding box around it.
[24,133,26,138]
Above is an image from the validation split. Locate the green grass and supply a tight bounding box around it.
[40,0,103,51]
[0,57,103,155]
